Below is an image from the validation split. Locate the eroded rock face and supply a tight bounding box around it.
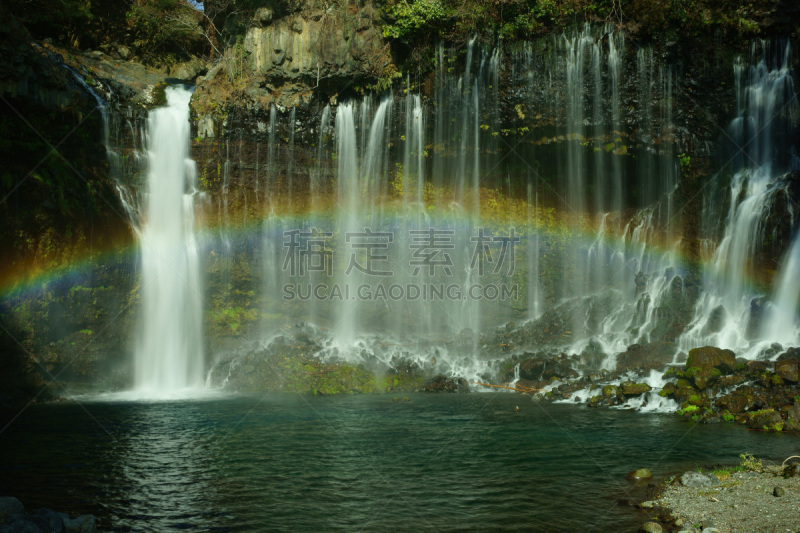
[243,5,388,107]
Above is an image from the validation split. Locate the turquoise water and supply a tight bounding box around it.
[1,393,798,532]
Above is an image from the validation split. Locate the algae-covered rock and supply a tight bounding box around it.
[659,382,677,397]
[684,364,721,390]
[620,382,652,396]
[686,346,737,374]
[626,468,653,480]
[715,392,749,414]
[602,384,619,397]
[774,358,800,383]
[745,409,783,430]
[640,522,663,533]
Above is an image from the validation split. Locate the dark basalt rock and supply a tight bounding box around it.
[423,375,469,393]
[620,382,652,396]
[685,346,737,374]
[683,364,721,390]
[715,392,750,414]
[777,347,800,361]
[774,357,800,383]
[516,355,579,382]
[745,409,783,429]
[615,342,676,373]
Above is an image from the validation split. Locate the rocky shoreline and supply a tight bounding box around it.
[0,497,96,533]
[631,456,800,533]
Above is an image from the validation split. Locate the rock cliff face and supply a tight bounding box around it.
[244,3,388,105]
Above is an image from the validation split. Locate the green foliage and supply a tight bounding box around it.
[739,452,762,471]
[126,0,205,63]
[210,306,258,334]
[678,152,691,172]
[382,0,450,40]
[677,404,699,416]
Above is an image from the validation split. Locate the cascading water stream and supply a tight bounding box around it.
[679,42,798,357]
[134,85,204,395]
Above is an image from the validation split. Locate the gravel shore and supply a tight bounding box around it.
[650,464,800,532]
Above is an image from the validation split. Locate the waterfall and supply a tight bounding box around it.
[134,85,204,394]
[679,42,798,357]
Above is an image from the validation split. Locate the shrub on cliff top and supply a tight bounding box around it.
[382,0,450,40]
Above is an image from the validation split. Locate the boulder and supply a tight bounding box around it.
[672,386,697,403]
[0,514,42,532]
[602,384,619,397]
[518,356,578,381]
[620,382,652,396]
[0,497,24,522]
[659,382,677,398]
[678,471,720,487]
[63,515,97,533]
[640,522,663,533]
[787,402,800,420]
[745,409,783,430]
[715,392,749,413]
[683,364,720,389]
[626,468,653,480]
[777,347,800,361]
[716,373,745,387]
[254,6,273,26]
[774,357,800,383]
[29,508,69,531]
[171,57,206,81]
[685,346,736,374]
[615,342,676,373]
[745,360,769,377]
[116,44,131,60]
[518,356,546,380]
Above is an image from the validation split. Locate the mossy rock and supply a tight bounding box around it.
[745,409,783,430]
[675,378,693,389]
[626,467,653,480]
[620,382,652,396]
[686,346,737,374]
[784,418,800,431]
[673,387,697,403]
[687,394,706,407]
[602,384,619,397]
[662,367,680,379]
[717,373,745,388]
[677,404,699,416]
[684,364,721,390]
[775,358,800,383]
[715,392,749,414]
[659,382,677,398]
